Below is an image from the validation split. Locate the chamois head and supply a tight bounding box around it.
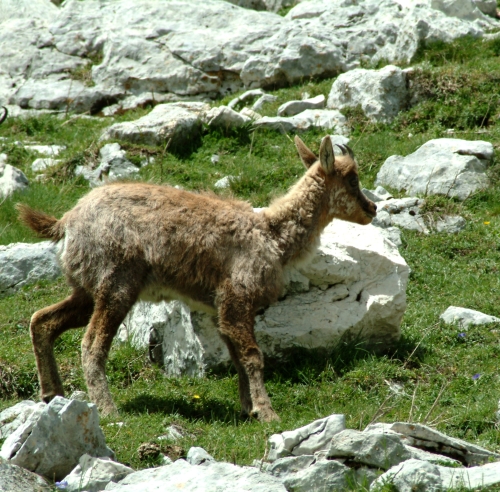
[294,135,377,226]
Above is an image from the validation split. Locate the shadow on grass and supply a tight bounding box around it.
[120,393,240,424]
[262,332,429,384]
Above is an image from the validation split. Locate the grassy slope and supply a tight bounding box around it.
[2,36,500,489]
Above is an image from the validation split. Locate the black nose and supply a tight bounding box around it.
[373,203,377,211]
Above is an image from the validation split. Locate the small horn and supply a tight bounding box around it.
[0,107,7,126]
[336,143,354,159]
[336,144,348,156]
[344,144,355,159]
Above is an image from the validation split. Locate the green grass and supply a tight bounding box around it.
[2,35,500,490]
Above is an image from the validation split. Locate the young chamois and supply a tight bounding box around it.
[18,135,376,422]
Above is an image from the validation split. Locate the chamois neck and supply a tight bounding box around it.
[263,164,327,266]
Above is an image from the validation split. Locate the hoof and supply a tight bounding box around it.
[250,407,281,423]
[41,391,63,404]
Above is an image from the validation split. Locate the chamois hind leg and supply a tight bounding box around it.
[217,286,279,422]
[81,284,139,416]
[30,288,94,403]
[218,333,253,416]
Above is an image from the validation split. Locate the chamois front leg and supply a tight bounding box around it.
[30,288,94,403]
[217,285,279,422]
[219,333,253,416]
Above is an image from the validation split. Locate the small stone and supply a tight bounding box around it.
[440,306,500,328]
[214,175,237,189]
[69,391,89,402]
[186,447,216,466]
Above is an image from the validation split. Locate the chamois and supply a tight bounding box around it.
[18,135,376,422]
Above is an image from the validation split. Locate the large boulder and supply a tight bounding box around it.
[364,422,500,466]
[0,241,61,296]
[0,162,29,198]
[100,102,210,148]
[327,66,411,123]
[63,454,134,492]
[104,458,287,492]
[375,139,493,201]
[0,459,50,492]
[0,397,114,481]
[370,459,500,492]
[1,0,498,111]
[119,219,409,376]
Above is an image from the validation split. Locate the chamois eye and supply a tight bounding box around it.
[349,175,359,188]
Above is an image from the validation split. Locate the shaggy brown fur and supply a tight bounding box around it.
[18,135,376,422]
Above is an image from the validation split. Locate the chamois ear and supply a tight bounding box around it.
[319,135,335,174]
[294,135,318,169]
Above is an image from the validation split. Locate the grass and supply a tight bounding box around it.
[2,35,500,490]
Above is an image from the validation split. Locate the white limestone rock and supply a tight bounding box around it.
[364,422,499,466]
[13,77,121,113]
[186,447,216,466]
[434,215,466,233]
[119,300,206,377]
[31,157,61,172]
[473,0,498,17]
[328,429,411,469]
[372,198,428,234]
[0,241,61,296]
[375,139,493,201]
[63,454,133,492]
[228,89,266,110]
[0,401,44,440]
[24,144,66,156]
[203,106,251,128]
[101,102,210,147]
[370,458,500,492]
[267,414,346,462]
[440,306,500,327]
[277,95,326,117]
[0,396,114,480]
[0,163,28,198]
[274,459,349,492]
[3,0,500,113]
[253,109,348,134]
[214,175,238,189]
[239,107,262,121]
[327,66,410,123]
[252,94,278,112]
[104,459,287,491]
[370,0,495,64]
[75,143,139,187]
[369,459,445,492]
[0,459,50,492]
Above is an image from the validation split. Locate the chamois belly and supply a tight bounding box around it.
[139,285,218,315]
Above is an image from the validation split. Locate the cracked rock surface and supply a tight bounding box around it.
[375,139,493,201]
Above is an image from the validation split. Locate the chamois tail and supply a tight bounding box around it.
[16,204,65,242]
